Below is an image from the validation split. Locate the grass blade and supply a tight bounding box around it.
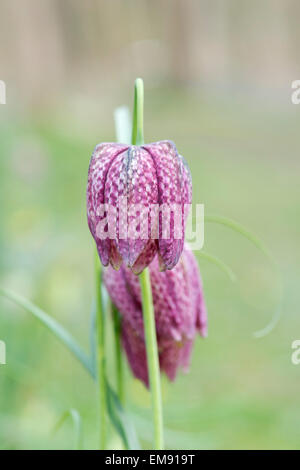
[89,300,97,375]
[53,408,83,450]
[205,214,273,263]
[1,286,140,449]
[89,291,140,450]
[205,214,283,337]
[0,286,94,377]
[107,383,141,450]
[111,303,124,404]
[198,250,236,282]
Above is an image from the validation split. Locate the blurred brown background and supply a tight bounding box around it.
[1,0,300,108]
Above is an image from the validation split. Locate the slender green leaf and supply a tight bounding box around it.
[133,414,212,449]
[111,302,124,404]
[198,251,236,282]
[205,214,283,337]
[94,251,107,449]
[1,285,140,449]
[205,214,273,264]
[107,383,141,450]
[89,285,110,373]
[53,408,83,450]
[89,300,97,374]
[89,291,141,450]
[0,286,94,377]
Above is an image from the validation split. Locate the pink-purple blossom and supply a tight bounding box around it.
[103,245,207,386]
[87,140,192,274]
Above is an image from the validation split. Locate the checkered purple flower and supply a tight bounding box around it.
[103,245,207,386]
[87,140,192,274]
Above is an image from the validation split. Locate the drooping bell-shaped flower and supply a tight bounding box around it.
[103,245,207,386]
[87,140,192,274]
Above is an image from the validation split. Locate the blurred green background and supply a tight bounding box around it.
[0,0,300,450]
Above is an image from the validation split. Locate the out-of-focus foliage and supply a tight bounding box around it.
[1,88,300,449]
[1,0,300,450]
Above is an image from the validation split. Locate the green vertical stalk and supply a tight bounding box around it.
[112,105,131,406]
[94,250,106,449]
[132,78,164,450]
[131,78,144,146]
[139,269,164,449]
[112,303,124,404]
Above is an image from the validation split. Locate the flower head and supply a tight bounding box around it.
[103,245,207,386]
[87,140,192,274]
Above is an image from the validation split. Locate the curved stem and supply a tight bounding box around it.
[132,77,164,450]
[198,250,237,283]
[95,250,107,449]
[205,214,283,337]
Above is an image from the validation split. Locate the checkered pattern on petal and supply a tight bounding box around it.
[87,140,192,273]
[103,245,206,386]
[143,141,192,271]
[104,146,158,268]
[87,143,128,265]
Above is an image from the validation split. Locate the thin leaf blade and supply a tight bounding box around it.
[53,408,83,450]
[0,287,94,377]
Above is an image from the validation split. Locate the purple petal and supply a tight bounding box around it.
[143,141,192,271]
[122,319,149,386]
[104,146,158,269]
[103,245,207,386]
[131,240,158,275]
[87,143,128,265]
[183,246,207,336]
[109,240,123,271]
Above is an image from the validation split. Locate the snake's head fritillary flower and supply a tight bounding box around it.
[87,140,192,274]
[103,245,207,386]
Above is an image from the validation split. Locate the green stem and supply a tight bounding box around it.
[132,77,164,450]
[94,250,107,449]
[139,269,164,449]
[112,104,129,407]
[131,78,144,146]
[112,303,124,404]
